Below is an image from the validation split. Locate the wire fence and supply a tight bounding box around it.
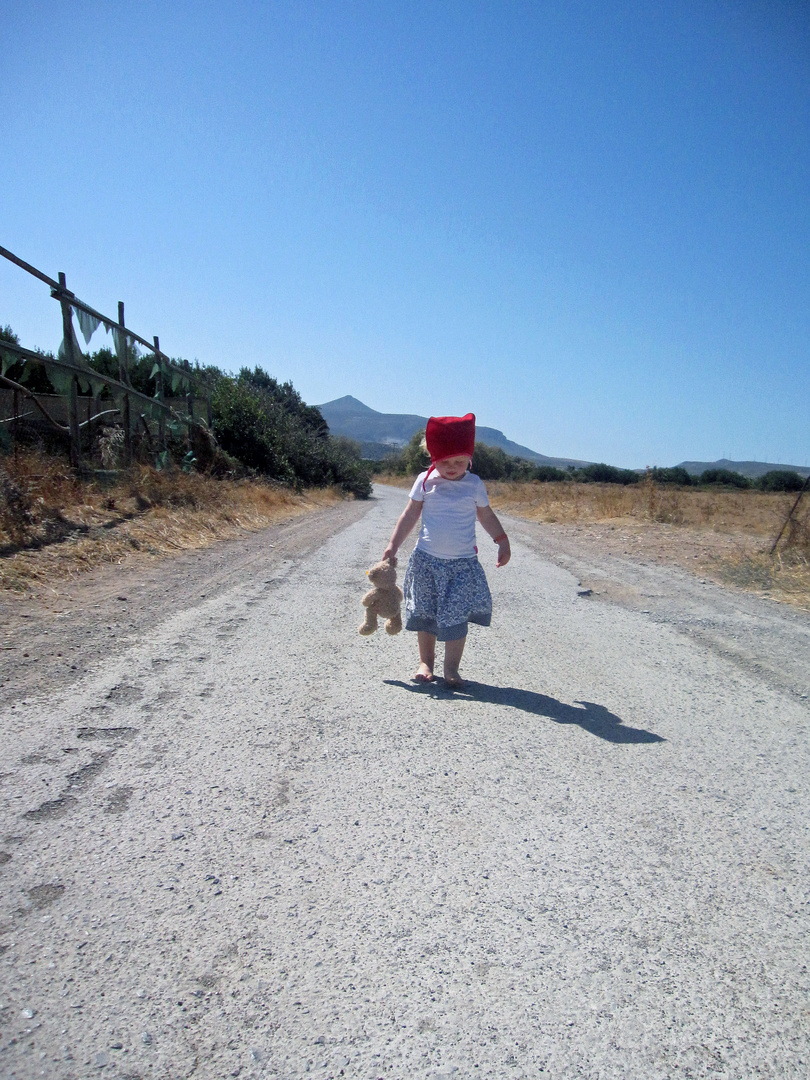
[0,244,216,469]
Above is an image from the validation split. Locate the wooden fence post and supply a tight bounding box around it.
[117,301,132,465]
[186,364,194,422]
[154,335,166,452]
[58,272,82,468]
[13,388,19,465]
[185,362,194,454]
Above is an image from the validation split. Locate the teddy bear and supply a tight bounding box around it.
[359,558,403,636]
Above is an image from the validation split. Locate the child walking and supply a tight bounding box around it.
[382,413,511,686]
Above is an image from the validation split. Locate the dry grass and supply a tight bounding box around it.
[374,472,810,609]
[1,451,344,594]
[487,478,810,608]
[485,476,804,535]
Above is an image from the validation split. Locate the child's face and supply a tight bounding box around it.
[435,455,471,480]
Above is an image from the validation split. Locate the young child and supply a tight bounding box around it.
[382,413,511,686]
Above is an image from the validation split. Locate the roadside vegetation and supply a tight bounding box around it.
[373,430,807,492]
[1,324,372,497]
[0,450,343,592]
[1,323,371,590]
[374,431,810,609]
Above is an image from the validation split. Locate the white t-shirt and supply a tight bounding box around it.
[408,470,490,559]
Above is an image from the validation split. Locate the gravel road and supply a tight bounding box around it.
[1,483,809,1079]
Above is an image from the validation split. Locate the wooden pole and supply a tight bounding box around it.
[94,386,102,450]
[186,362,194,422]
[13,388,19,465]
[58,272,82,469]
[154,335,166,452]
[770,475,810,554]
[117,300,132,465]
[185,361,194,455]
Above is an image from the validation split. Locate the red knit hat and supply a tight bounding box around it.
[422,413,475,487]
[425,413,476,463]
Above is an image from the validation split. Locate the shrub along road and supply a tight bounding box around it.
[1,484,809,1078]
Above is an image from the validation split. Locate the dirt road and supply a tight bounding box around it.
[2,484,809,1078]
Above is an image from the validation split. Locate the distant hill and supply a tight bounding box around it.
[678,458,810,480]
[318,399,810,478]
[318,396,588,469]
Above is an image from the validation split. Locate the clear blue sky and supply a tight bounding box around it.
[2,1,808,468]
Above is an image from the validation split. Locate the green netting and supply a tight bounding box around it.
[72,306,102,346]
[170,369,190,394]
[1,347,20,377]
[47,366,74,397]
[141,400,165,422]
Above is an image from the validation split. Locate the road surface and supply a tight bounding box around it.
[1,484,809,1079]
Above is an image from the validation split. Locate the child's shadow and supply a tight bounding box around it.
[383,680,664,744]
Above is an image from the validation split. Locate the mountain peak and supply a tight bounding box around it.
[319,395,378,415]
[317,395,585,468]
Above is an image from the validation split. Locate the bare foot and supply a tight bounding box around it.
[412,662,436,683]
[443,669,464,687]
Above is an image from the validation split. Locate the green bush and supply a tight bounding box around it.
[649,466,692,486]
[469,444,532,481]
[320,437,373,498]
[575,463,640,485]
[210,372,371,496]
[210,377,297,484]
[471,444,509,480]
[758,470,806,493]
[698,468,751,489]
[532,465,569,482]
[401,430,430,475]
[377,433,570,484]
[237,367,328,437]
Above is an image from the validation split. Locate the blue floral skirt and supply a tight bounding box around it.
[403,548,492,641]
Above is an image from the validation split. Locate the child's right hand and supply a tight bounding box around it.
[382,546,397,564]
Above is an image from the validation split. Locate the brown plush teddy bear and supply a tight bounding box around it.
[359,558,403,636]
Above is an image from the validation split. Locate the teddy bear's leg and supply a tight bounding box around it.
[385,612,403,635]
[359,609,379,636]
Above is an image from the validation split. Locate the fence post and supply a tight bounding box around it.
[58,272,82,468]
[185,361,194,456]
[186,362,194,422]
[13,388,19,465]
[117,301,132,465]
[154,336,166,453]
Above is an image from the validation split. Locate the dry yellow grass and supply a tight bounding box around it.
[1,452,344,593]
[374,472,810,608]
[487,478,810,608]
[485,476,805,535]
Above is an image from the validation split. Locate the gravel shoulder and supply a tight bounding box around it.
[505,516,810,702]
[0,498,371,712]
[1,484,809,1078]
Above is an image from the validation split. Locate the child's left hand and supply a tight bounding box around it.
[496,537,511,567]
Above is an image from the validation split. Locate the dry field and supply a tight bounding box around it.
[0,451,344,595]
[376,473,810,609]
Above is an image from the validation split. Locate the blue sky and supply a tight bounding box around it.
[1,1,808,468]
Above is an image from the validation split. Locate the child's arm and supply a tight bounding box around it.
[383,499,422,563]
[476,505,511,567]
